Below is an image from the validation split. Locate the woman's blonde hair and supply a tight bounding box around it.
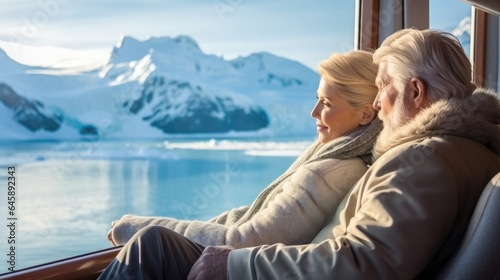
[318,50,379,109]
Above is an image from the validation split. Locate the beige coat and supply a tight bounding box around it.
[227,89,500,279]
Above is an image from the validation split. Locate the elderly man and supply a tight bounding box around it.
[99,28,500,280]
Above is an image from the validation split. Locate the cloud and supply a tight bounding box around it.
[0,0,356,69]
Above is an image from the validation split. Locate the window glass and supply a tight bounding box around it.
[0,0,355,272]
[430,0,472,57]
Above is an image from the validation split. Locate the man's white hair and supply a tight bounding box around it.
[373,28,474,102]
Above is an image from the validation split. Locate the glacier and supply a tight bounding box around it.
[0,35,319,140]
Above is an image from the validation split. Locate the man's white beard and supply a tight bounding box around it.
[378,92,413,138]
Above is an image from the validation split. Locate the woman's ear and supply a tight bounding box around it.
[359,106,375,126]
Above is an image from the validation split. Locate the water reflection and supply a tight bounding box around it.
[0,141,299,272]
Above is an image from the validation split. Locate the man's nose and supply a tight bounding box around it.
[373,95,381,111]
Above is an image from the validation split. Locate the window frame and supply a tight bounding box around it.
[358,0,499,91]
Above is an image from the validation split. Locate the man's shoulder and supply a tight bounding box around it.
[378,134,492,162]
[369,134,499,185]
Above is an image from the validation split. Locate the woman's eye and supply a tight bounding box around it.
[316,97,330,107]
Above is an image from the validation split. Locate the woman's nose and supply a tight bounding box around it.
[310,102,320,118]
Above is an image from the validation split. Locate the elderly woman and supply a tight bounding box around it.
[100,50,382,279]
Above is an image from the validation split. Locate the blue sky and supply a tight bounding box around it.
[430,0,471,30]
[0,0,471,70]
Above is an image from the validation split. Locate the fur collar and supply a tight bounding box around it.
[374,87,500,159]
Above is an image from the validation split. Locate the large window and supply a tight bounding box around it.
[430,0,472,57]
[0,0,355,272]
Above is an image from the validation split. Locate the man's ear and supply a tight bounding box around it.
[409,77,428,109]
[359,106,376,126]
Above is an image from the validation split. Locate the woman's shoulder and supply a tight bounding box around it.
[302,157,368,177]
[288,157,368,193]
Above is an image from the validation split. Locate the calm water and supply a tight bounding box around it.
[0,138,311,273]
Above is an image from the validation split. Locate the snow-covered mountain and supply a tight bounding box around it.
[0,49,29,73]
[0,83,98,139]
[0,35,319,140]
[124,75,269,133]
[0,14,472,142]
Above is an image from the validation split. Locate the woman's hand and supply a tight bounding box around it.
[107,221,118,246]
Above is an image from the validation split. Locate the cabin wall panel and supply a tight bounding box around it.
[485,15,499,91]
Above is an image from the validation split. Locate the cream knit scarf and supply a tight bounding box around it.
[234,118,383,226]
